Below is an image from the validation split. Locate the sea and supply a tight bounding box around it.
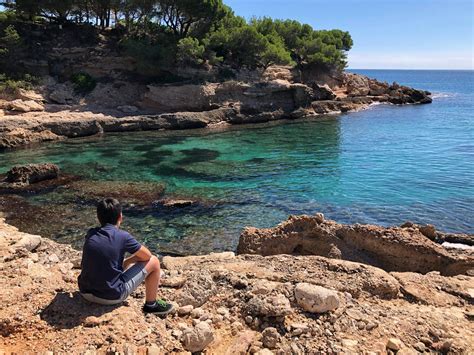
[1,69,472,254]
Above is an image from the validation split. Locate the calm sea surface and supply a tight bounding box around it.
[1,70,473,254]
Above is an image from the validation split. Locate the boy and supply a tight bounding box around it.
[78,198,174,315]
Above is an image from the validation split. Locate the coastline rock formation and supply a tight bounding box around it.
[0,68,432,149]
[1,216,473,354]
[4,163,59,186]
[238,214,474,276]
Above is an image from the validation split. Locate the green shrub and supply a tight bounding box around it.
[71,73,96,94]
[176,37,205,66]
[0,73,39,96]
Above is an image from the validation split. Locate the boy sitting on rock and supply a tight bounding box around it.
[78,198,173,315]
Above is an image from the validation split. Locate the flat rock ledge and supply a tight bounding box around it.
[1,217,473,354]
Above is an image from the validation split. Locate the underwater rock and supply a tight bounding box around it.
[4,163,59,186]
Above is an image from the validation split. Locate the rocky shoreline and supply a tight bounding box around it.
[0,70,432,150]
[0,212,472,354]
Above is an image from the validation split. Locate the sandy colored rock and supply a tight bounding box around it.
[181,322,214,352]
[238,214,474,276]
[294,283,340,313]
[5,163,59,186]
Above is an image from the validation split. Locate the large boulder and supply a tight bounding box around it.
[5,163,59,185]
[48,84,76,105]
[294,283,340,313]
[345,73,370,97]
[312,84,337,100]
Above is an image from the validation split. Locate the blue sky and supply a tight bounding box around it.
[226,0,473,69]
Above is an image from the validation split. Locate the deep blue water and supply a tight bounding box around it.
[1,70,473,254]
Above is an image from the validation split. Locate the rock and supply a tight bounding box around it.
[180,322,214,352]
[345,73,370,96]
[178,305,194,316]
[7,99,44,112]
[419,224,437,239]
[237,214,474,276]
[386,338,403,351]
[245,294,292,318]
[12,234,42,252]
[174,271,216,307]
[48,253,60,264]
[312,84,336,100]
[5,163,60,185]
[255,349,274,355]
[117,105,139,114]
[142,84,216,112]
[157,199,196,208]
[146,344,161,355]
[294,283,339,313]
[314,213,325,223]
[261,327,280,349]
[414,342,426,352]
[49,84,76,105]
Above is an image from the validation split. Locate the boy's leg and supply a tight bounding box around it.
[143,255,161,303]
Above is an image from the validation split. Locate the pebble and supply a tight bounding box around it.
[387,338,403,351]
[48,254,60,264]
[190,308,204,319]
[245,315,253,324]
[261,327,280,349]
[414,342,426,352]
[178,305,194,316]
[217,307,228,316]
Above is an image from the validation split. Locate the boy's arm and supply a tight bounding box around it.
[123,246,152,269]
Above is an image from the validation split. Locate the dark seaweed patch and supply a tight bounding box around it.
[177,148,220,165]
[248,157,265,164]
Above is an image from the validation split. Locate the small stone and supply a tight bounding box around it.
[419,224,436,239]
[48,253,60,264]
[420,337,432,346]
[341,339,358,348]
[294,283,340,313]
[245,315,253,324]
[387,338,403,351]
[255,350,273,355]
[146,344,161,355]
[262,327,280,349]
[191,308,204,319]
[171,329,183,339]
[217,307,228,316]
[314,213,325,223]
[365,322,378,331]
[414,342,426,352]
[178,305,194,316]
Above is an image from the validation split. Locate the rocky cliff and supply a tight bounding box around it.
[0,214,472,354]
[0,71,432,149]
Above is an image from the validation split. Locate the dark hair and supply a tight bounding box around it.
[97,198,122,226]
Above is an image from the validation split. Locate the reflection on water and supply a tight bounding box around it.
[1,70,473,254]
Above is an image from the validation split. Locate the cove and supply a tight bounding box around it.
[1,70,473,255]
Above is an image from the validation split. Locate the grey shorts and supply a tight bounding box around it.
[81,262,148,305]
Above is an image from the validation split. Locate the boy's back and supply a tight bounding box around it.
[78,223,141,300]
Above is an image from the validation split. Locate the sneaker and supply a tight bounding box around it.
[143,299,174,315]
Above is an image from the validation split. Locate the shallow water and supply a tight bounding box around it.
[1,70,473,254]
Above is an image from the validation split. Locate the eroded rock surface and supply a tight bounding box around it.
[0,218,473,354]
[238,214,474,276]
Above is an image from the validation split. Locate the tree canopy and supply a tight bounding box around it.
[0,0,353,72]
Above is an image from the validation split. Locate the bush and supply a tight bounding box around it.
[71,73,96,94]
[0,73,39,96]
[176,37,205,66]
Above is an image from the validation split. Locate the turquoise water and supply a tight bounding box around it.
[1,70,473,254]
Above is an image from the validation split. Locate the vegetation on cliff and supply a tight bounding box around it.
[0,0,352,81]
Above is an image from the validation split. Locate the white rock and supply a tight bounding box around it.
[294,283,340,313]
[13,235,42,252]
[181,322,214,352]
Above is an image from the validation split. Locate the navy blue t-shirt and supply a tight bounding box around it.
[78,224,142,300]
